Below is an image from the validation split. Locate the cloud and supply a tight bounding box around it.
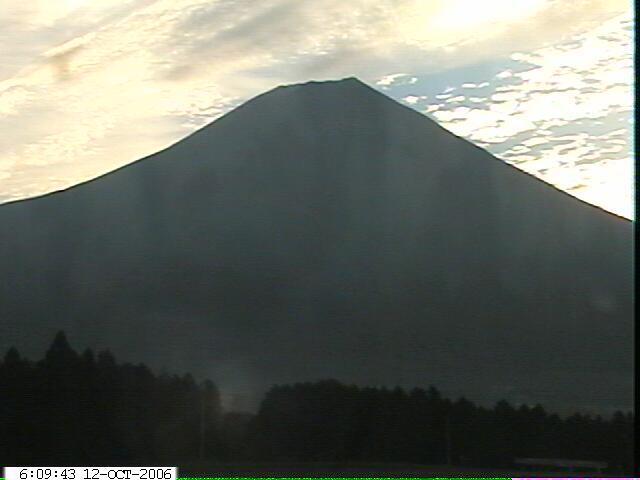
[445,95,466,103]
[0,0,158,81]
[159,0,632,83]
[0,0,633,218]
[403,95,426,105]
[161,0,403,83]
[377,73,411,87]
[417,13,632,217]
[461,82,489,88]
[45,44,86,82]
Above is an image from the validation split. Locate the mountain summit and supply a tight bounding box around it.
[0,78,632,412]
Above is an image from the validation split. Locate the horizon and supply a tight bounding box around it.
[0,0,634,218]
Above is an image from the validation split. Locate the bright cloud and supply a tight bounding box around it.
[403,95,426,105]
[423,13,633,218]
[377,73,410,86]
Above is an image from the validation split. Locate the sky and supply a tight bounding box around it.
[0,0,634,218]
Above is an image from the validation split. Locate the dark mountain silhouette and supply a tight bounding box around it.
[0,77,632,412]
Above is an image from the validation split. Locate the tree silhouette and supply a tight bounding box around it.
[0,332,222,465]
[0,336,634,473]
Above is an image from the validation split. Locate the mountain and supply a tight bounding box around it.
[0,78,632,412]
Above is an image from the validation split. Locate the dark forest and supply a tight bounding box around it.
[0,332,633,474]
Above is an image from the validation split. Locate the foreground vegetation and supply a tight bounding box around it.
[0,332,633,473]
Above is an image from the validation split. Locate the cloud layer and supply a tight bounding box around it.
[0,0,633,217]
[393,13,632,218]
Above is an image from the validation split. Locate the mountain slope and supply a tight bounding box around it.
[0,78,632,412]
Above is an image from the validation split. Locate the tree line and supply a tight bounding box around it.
[247,380,633,472]
[0,332,633,473]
